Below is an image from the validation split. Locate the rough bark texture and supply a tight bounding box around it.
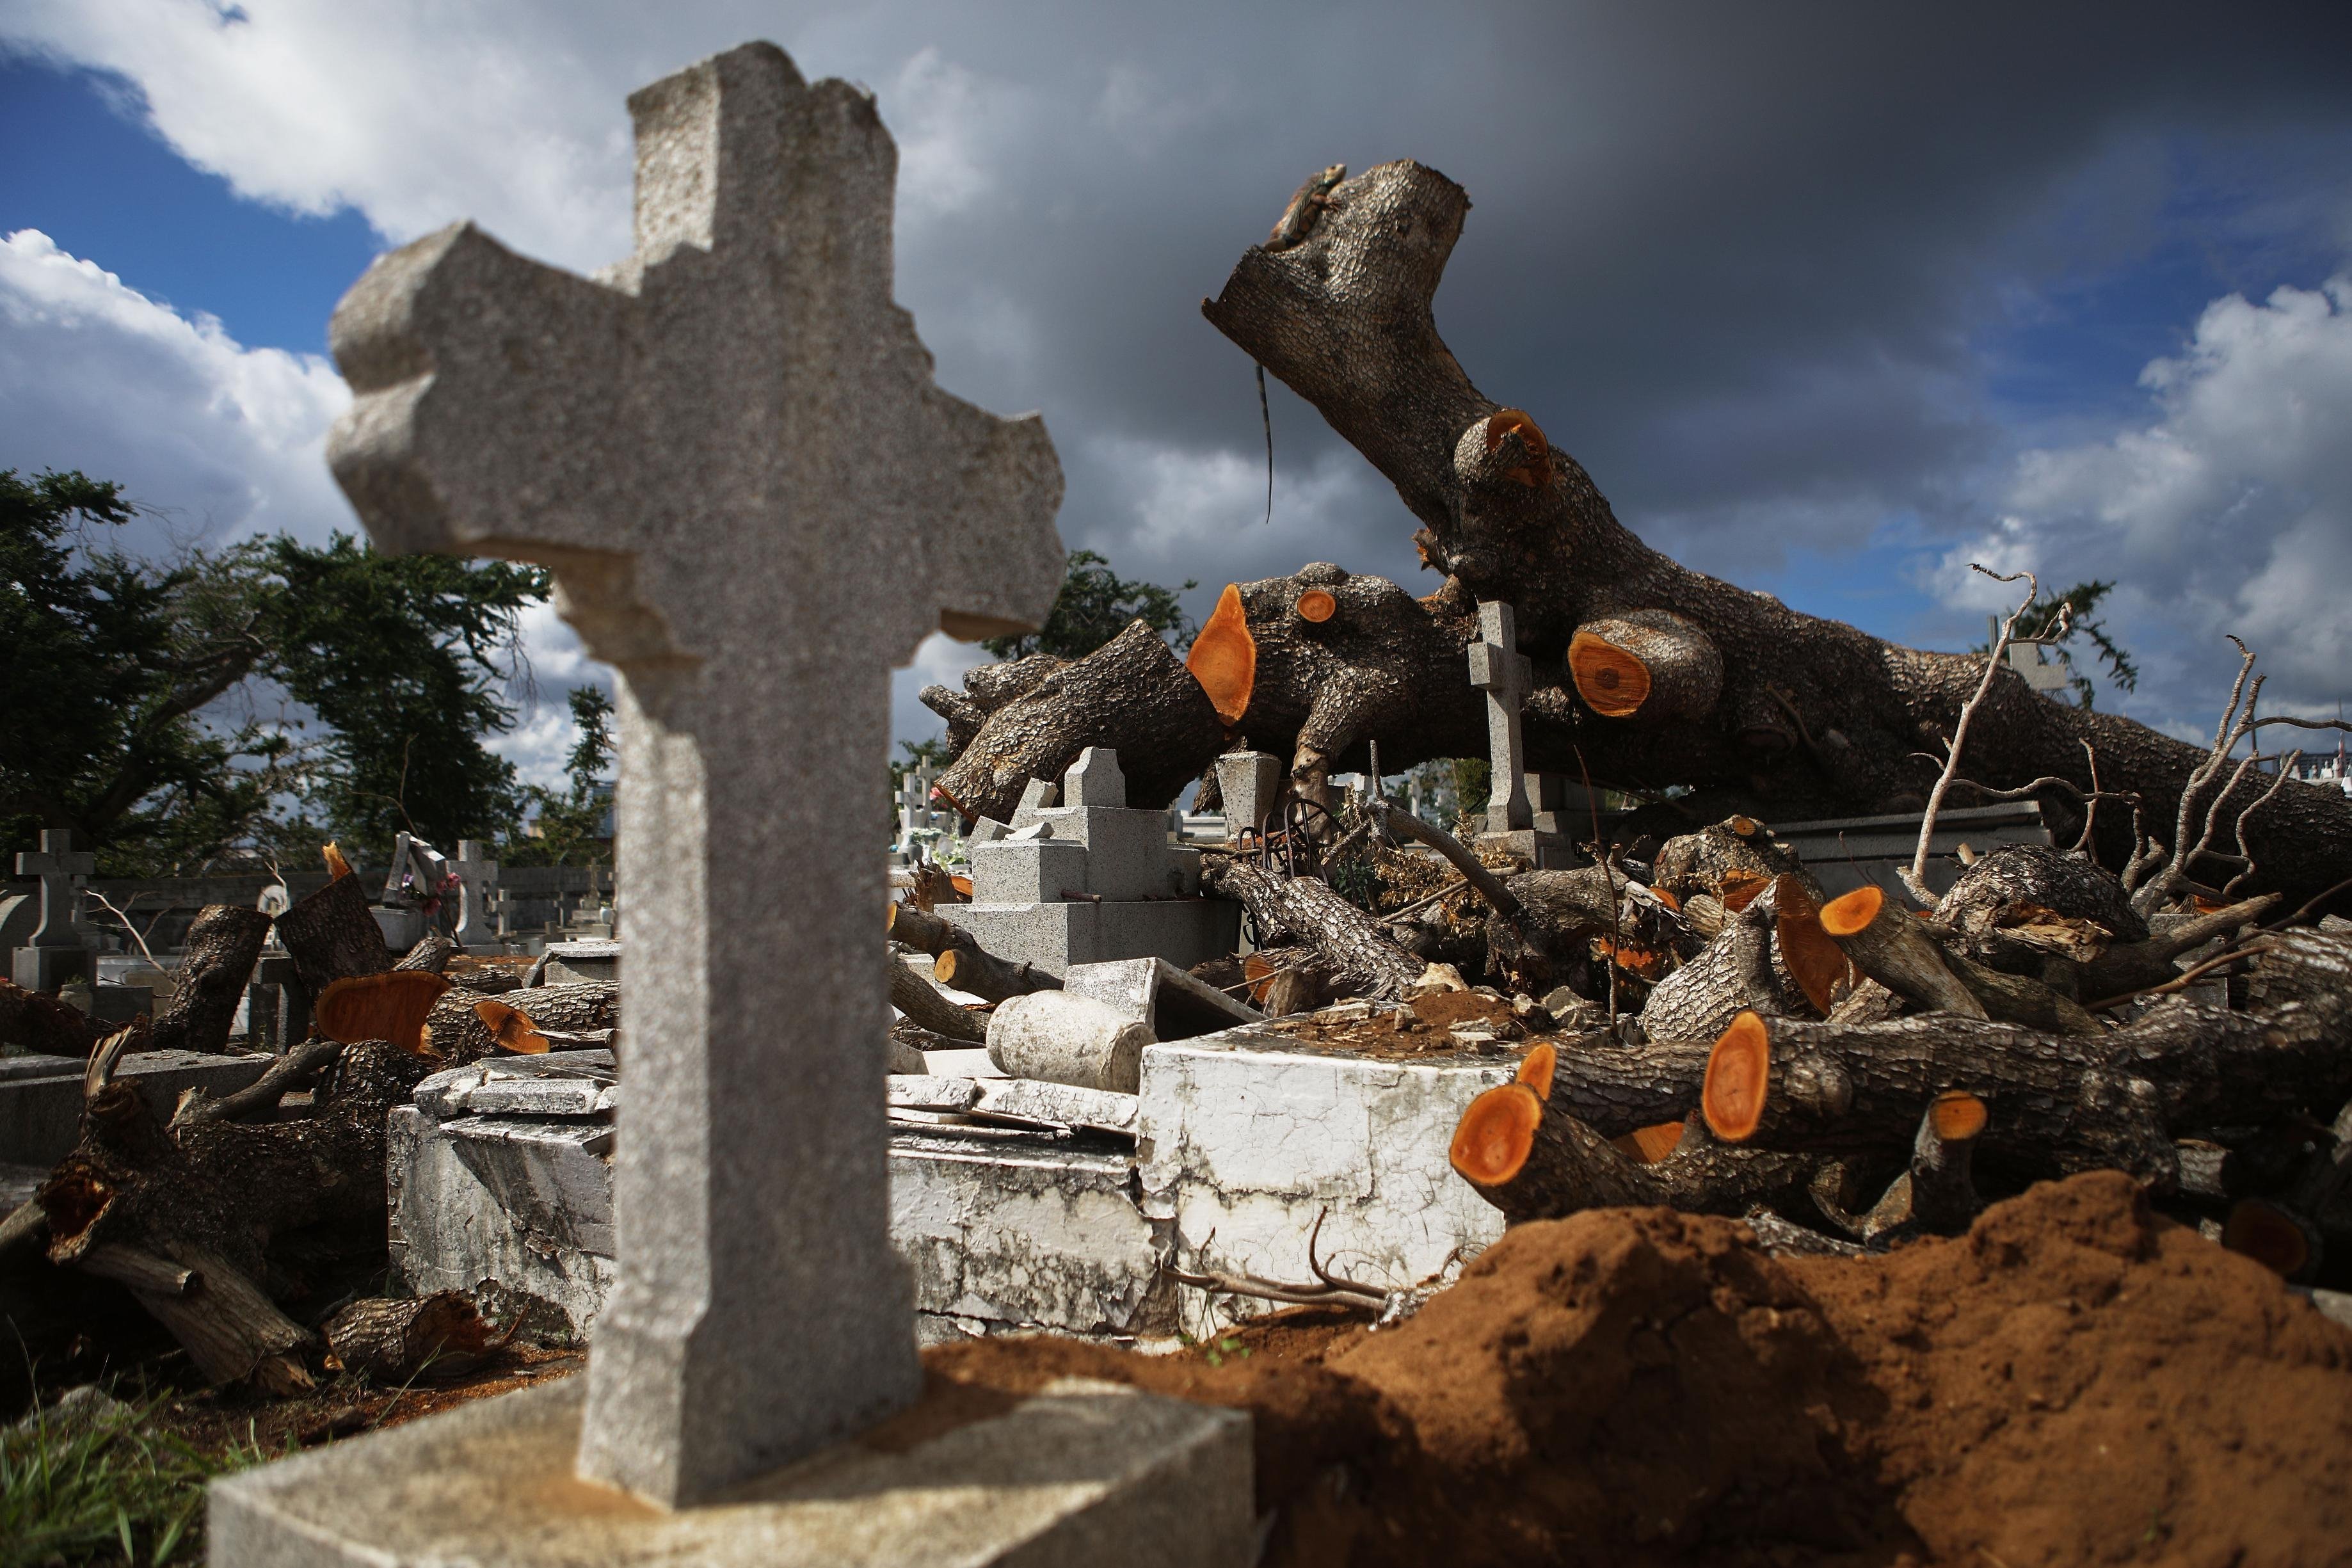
[424,981,617,1062]
[1640,906,1788,1044]
[935,620,1228,824]
[1650,819,1817,906]
[273,872,390,1011]
[1200,854,1423,998]
[0,979,100,1057]
[1542,1033,1716,1135]
[1569,610,1723,724]
[1936,843,2147,943]
[888,959,988,1044]
[932,943,1060,1005]
[1461,1091,1818,1224]
[394,932,458,973]
[146,905,272,1057]
[1189,159,2352,911]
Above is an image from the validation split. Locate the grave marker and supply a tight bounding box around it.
[1468,601,1534,834]
[12,830,95,991]
[449,839,499,948]
[318,42,1062,1505]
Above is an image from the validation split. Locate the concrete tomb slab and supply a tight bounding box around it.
[540,937,621,986]
[218,38,1244,1556]
[1,1051,271,1165]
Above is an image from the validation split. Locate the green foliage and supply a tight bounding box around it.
[980,548,1197,661]
[2,468,555,873]
[506,685,618,868]
[0,470,290,874]
[1450,757,1491,831]
[1,1380,280,1567]
[1976,579,2141,708]
[254,532,547,861]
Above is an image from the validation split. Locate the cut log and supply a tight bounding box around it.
[1609,1120,1690,1164]
[172,1036,346,1128]
[1856,1091,1988,1239]
[471,998,552,1055]
[1295,587,1338,624]
[1450,1085,1818,1223]
[1568,610,1722,724]
[1768,875,1855,1018]
[1936,842,2147,943]
[1640,904,1785,1044]
[887,902,977,958]
[394,932,458,973]
[2077,893,2279,1001]
[1188,582,1257,725]
[426,981,617,1062]
[889,960,988,1044]
[2221,1199,2320,1283]
[1818,886,1983,1018]
[0,978,100,1057]
[1542,1034,1718,1136]
[273,870,390,1012]
[1651,819,1818,908]
[146,905,271,1057]
[933,943,1061,1004]
[315,970,452,1057]
[1515,1041,1556,1100]
[1199,854,1423,998]
[921,652,1069,757]
[324,1291,500,1382]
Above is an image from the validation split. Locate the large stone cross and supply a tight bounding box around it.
[15,829,93,948]
[325,42,1062,1507]
[447,838,499,948]
[1468,601,1533,834]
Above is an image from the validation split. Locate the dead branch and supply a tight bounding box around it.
[1903,566,2046,905]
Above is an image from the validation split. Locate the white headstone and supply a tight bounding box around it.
[1468,601,1534,834]
[323,42,1062,1506]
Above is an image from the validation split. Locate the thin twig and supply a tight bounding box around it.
[1905,566,2039,905]
[2223,751,2300,898]
[2084,941,2276,1011]
[2268,874,2352,931]
[83,889,167,972]
[2075,741,2103,854]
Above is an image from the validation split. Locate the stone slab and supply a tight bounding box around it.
[1138,1025,1513,1330]
[940,899,1240,981]
[0,1050,271,1165]
[207,1373,1251,1568]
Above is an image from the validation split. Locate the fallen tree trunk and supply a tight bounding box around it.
[145,905,272,1057]
[937,159,2352,912]
[426,981,618,1062]
[273,870,390,1013]
[932,943,1060,1005]
[0,978,99,1057]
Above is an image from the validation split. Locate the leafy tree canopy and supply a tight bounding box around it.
[980,548,1197,661]
[507,685,618,868]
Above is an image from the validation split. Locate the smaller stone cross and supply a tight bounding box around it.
[12,829,96,991]
[1468,601,1533,834]
[15,830,94,948]
[449,840,500,948]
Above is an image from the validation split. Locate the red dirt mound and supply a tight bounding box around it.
[927,1172,2352,1567]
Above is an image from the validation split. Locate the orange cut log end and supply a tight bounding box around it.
[322,842,353,880]
[473,997,551,1055]
[1610,1120,1686,1165]
[1185,583,1258,725]
[315,970,452,1057]
[2221,1201,2312,1280]
[1295,588,1338,623]
[1929,1090,1988,1143]
[1702,1011,1773,1142]
[1482,409,1552,486]
[1818,884,1886,940]
[1451,1082,1545,1187]
[1514,1041,1557,1101]
[1773,875,1856,1016]
[1567,630,1652,718]
[1719,871,1769,912]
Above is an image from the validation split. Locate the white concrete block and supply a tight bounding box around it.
[1137,1026,1512,1329]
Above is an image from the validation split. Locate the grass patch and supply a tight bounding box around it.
[1,1382,280,1567]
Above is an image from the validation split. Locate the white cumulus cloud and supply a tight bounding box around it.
[1931,273,2352,724]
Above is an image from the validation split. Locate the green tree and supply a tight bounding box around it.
[254,532,548,860]
[980,548,1197,661]
[0,470,291,873]
[508,686,618,867]
[1977,580,2140,708]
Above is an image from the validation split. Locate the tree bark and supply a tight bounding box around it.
[1190,159,2352,912]
[0,979,100,1057]
[1199,853,1423,998]
[889,960,989,1044]
[394,932,458,973]
[273,871,389,1013]
[1640,905,1787,1044]
[932,943,1061,1005]
[146,905,272,1057]
[1455,1087,1818,1224]
[425,981,618,1062]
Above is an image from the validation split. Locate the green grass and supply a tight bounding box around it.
[1,1383,280,1568]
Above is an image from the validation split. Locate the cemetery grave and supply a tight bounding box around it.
[2,36,2351,1568]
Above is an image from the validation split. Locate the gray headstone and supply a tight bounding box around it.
[322,40,1062,1507]
[14,830,93,948]
[1213,751,1282,838]
[450,840,500,948]
[1061,747,1125,810]
[1468,601,1533,833]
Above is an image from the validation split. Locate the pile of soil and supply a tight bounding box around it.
[928,1172,2352,1566]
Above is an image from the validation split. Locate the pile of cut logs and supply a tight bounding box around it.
[1,845,616,1390]
[1443,815,2352,1280]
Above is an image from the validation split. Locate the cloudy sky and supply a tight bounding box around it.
[4,1,2350,789]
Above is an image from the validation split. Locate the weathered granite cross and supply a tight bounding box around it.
[447,838,499,948]
[1468,601,1534,834]
[324,42,1062,1507]
[14,830,93,948]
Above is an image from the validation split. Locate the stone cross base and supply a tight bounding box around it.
[208,1375,1251,1567]
[11,945,92,993]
